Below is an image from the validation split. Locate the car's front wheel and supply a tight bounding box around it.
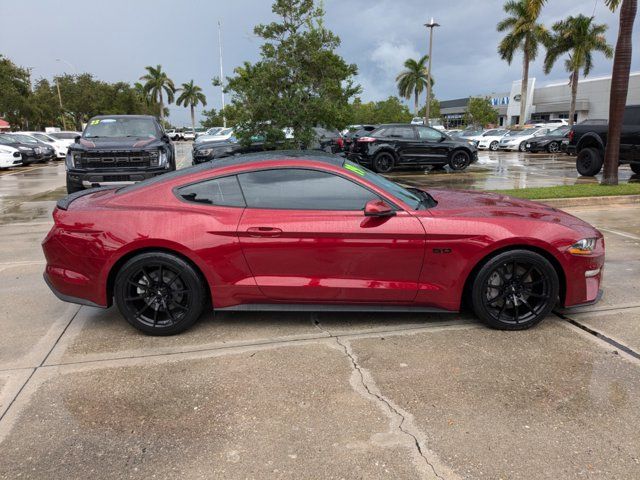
[373,152,395,173]
[114,252,206,335]
[576,147,604,176]
[547,141,560,153]
[518,142,527,152]
[470,250,559,330]
[489,141,499,151]
[449,150,471,171]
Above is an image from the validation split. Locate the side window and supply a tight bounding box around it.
[373,127,389,138]
[238,169,380,211]
[416,126,444,141]
[389,127,415,139]
[178,175,245,207]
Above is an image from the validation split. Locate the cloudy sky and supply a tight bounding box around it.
[1,0,637,126]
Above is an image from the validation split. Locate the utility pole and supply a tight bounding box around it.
[424,18,440,126]
[55,78,67,130]
[218,20,227,128]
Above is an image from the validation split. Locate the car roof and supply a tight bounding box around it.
[90,115,156,120]
[118,150,344,194]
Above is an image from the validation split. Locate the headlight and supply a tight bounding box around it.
[159,151,168,167]
[66,152,81,168]
[198,148,213,156]
[568,238,597,255]
[65,152,74,168]
[18,146,32,152]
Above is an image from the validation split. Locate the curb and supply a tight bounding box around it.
[532,194,640,208]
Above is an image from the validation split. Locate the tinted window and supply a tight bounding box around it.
[178,175,245,207]
[416,126,443,141]
[388,127,415,139]
[238,169,379,211]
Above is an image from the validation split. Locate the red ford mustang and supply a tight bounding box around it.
[43,152,604,335]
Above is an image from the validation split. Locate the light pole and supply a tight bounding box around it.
[55,59,76,130]
[424,18,440,126]
[218,21,227,128]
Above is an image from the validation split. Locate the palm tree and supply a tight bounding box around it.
[139,65,175,123]
[396,56,433,117]
[529,0,636,185]
[497,0,548,127]
[543,15,613,126]
[176,80,207,132]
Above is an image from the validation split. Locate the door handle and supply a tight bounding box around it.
[246,226,283,237]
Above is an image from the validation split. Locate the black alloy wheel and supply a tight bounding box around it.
[518,141,527,152]
[449,150,471,171]
[471,250,559,330]
[114,252,206,335]
[373,152,395,173]
[490,141,499,151]
[547,141,560,153]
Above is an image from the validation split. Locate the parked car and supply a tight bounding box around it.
[569,105,640,176]
[47,131,82,148]
[21,132,68,159]
[348,123,478,173]
[6,133,55,161]
[310,127,344,153]
[194,127,234,144]
[410,117,425,125]
[166,129,182,141]
[0,134,47,165]
[477,129,510,151]
[65,115,176,193]
[196,127,223,140]
[525,126,571,153]
[498,127,553,152]
[0,144,23,169]
[43,152,604,335]
[182,129,196,141]
[343,125,377,152]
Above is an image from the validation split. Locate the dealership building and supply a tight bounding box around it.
[440,71,640,128]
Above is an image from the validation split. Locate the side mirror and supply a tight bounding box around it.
[364,199,395,217]
[74,135,81,144]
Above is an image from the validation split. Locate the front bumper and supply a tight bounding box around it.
[67,168,170,186]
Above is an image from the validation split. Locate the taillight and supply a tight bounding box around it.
[568,130,574,142]
[336,137,344,148]
[357,137,376,143]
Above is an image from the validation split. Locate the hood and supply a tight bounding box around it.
[425,188,599,235]
[70,136,163,151]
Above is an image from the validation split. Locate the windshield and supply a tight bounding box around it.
[342,160,423,209]
[549,126,569,136]
[31,133,53,142]
[0,136,15,145]
[8,134,38,144]
[83,117,159,139]
[215,128,233,136]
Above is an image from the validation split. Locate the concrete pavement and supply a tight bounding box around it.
[1,148,640,479]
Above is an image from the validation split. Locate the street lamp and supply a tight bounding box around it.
[424,18,440,126]
[55,59,77,131]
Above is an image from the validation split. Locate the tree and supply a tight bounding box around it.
[200,104,241,129]
[528,0,635,185]
[176,80,207,132]
[396,55,433,117]
[139,65,175,123]
[466,97,499,127]
[349,97,412,125]
[0,55,32,128]
[543,15,613,126]
[225,0,359,147]
[497,0,548,127]
[418,98,441,121]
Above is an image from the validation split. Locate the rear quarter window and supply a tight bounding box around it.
[177,175,245,207]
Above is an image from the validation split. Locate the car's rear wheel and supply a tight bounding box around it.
[576,147,603,176]
[470,250,559,330]
[489,141,499,151]
[547,141,560,153]
[518,141,527,152]
[449,150,471,171]
[114,252,206,335]
[630,163,640,175]
[373,152,395,173]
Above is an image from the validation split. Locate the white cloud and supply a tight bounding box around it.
[370,41,421,75]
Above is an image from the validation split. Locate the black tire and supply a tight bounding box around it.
[547,141,560,153]
[489,141,499,151]
[576,147,603,176]
[66,174,84,194]
[470,249,559,330]
[114,252,206,335]
[373,152,395,173]
[518,141,527,152]
[630,163,640,175]
[449,150,471,171]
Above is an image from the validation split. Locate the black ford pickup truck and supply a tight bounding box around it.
[569,105,640,176]
[65,115,176,193]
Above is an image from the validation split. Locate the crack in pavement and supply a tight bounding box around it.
[313,316,447,480]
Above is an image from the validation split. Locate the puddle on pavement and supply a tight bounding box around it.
[0,201,55,224]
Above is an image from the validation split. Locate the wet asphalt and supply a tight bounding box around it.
[1,144,639,479]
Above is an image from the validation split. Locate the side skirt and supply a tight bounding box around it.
[216,303,454,313]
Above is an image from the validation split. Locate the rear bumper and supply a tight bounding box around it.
[43,271,104,308]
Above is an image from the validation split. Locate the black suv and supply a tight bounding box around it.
[66,115,176,193]
[347,123,478,173]
[569,105,640,176]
